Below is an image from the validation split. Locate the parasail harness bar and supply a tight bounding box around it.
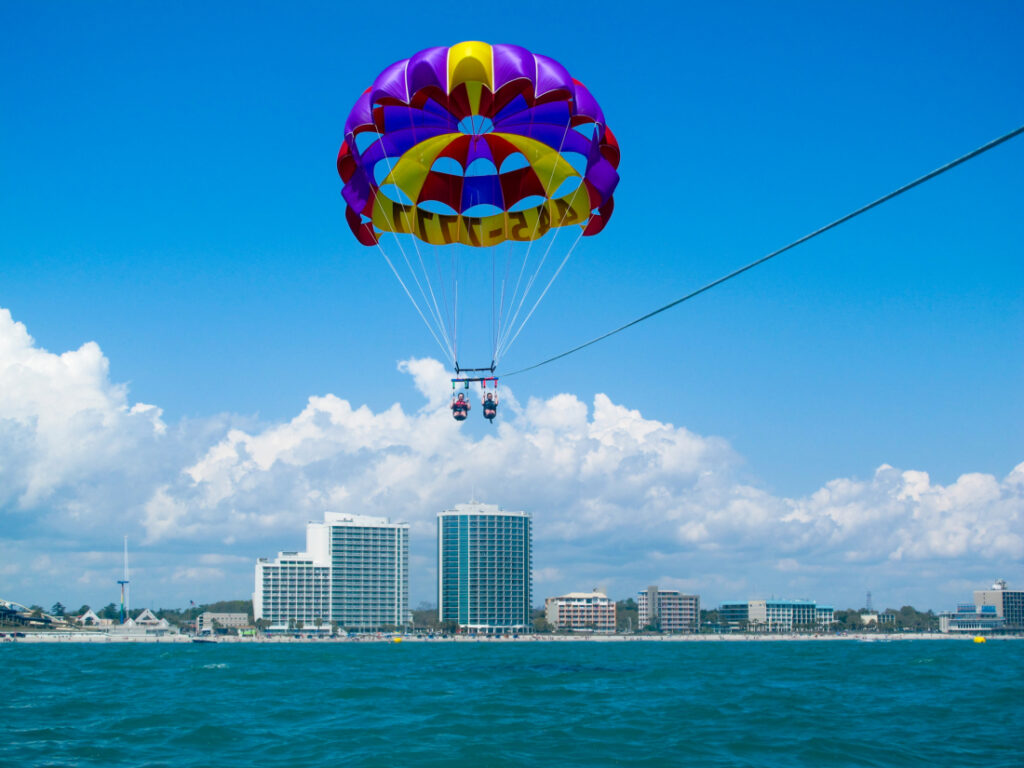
[454,362,496,376]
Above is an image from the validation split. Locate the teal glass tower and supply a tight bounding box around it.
[438,502,533,633]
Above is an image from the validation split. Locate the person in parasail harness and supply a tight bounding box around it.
[451,392,470,421]
[482,391,498,422]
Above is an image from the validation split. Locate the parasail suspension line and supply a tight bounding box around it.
[498,119,574,348]
[497,224,585,362]
[496,184,589,361]
[503,123,1024,377]
[374,241,453,363]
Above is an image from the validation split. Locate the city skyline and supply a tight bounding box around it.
[2,2,1022,612]
[5,507,1019,617]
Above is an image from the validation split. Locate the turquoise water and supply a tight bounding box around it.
[2,640,1021,767]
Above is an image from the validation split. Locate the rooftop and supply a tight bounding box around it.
[439,502,528,517]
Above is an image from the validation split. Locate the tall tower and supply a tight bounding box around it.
[866,591,873,612]
[118,536,130,624]
[438,502,532,634]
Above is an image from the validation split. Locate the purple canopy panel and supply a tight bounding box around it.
[584,138,604,169]
[571,81,604,126]
[370,59,410,104]
[381,105,452,134]
[584,157,618,202]
[421,96,457,122]
[494,101,571,130]
[464,137,497,169]
[342,168,372,213]
[534,54,573,97]
[492,44,536,90]
[344,91,374,139]
[407,46,448,95]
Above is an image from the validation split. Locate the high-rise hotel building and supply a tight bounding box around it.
[254,512,409,631]
[438,502,532,634]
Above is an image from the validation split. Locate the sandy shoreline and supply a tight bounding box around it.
[5,631,1019,644]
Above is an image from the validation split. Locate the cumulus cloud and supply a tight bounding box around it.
[0,306,1021,609]
[0,309,166,510]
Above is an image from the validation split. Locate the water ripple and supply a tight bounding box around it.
[1,641,1021,766]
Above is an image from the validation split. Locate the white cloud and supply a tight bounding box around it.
[0,308,173,527]
[0,306,1021,610]
[534,567,562,584]
[171,567,226,583]
[197,553,250,566]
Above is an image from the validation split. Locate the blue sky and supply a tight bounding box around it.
[2,1,1022,612]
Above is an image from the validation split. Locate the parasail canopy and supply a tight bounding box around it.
[338,41,619,248]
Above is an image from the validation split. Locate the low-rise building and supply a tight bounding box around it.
[110,608,179,637]
[75,609,103,627]
[719,600,834,632]
[816,605,835,627]
[545,591,615,633]
[719,601,749,631]
[198,612,250,634]
[0,601,26,627]
[939,604,1005,634]
[749,600,834,632]
[638,586,699,632]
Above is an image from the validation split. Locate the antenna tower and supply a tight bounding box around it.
[118,536,130,624]
[865,591,873,612]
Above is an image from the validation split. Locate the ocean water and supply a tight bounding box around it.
[2,640,1021,767]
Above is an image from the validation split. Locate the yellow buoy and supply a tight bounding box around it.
[392,637,403,643]
[973,635,986,644]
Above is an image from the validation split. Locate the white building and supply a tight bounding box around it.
[75,609,103,627]
[255,512,409,632]
[638,586,700,632]
[254,551,331,628]
[816,605,836,627]
[545,591,616,633]
[749,600,832,632]
[109,608,179,636]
